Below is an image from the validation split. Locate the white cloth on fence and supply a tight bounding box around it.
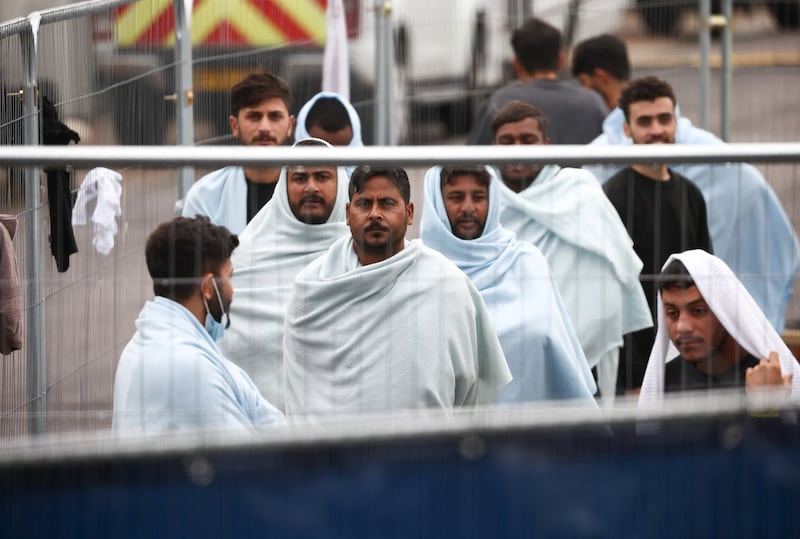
[113,297,285,435]
[283,237,512,423]
[71,167,123,255]
[498,164,653,401]
[420,166,596,404]
[587,107,800,332]
[218,161,350,411]
[181,166,248,234]
[639,249,800,407]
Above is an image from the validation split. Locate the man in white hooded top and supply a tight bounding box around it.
[491,100,652,402]
[218,138,349,411]
[283,166,512,422]
[294,91,364,148]
[639,250,800,407]
[113,216,284,435]
[420,165,597,405]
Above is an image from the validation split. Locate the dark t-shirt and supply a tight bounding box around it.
[604,167,713,394]
[663,354,760,393]
[246,177,278,223]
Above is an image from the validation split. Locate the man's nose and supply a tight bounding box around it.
[367,202,382,219]
[462,197,476,213]
[675,311,692,333]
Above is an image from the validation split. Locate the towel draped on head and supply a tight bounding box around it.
[218,155,350,410]
[639,249,800,406]
[498,164,652,399]
[420,166,596,403]
[283,236,512,423]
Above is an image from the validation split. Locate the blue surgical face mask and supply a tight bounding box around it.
[202,278,229,341]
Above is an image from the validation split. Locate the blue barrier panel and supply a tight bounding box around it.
[1,409,799,538]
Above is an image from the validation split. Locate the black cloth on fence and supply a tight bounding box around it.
[41,95,80,272]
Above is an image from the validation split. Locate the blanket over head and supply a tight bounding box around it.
[218,157,350,410]
[113,297,284,435]
[498,165,652,399]
[295,92,363,147]
[283,237,512,422]
[420,166,596,403]
[639,249,800,406]
[588,108,800,332]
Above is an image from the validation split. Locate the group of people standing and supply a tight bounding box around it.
[112,17,800,436]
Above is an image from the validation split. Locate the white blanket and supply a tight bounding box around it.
[639,250,800,406]
[588,108,800,332]
[283,237,512,422]
[113,297,284,435]
[182,166,248,234]
[420,166,596,403]
[499,165,652,400]
[218,164,350,410]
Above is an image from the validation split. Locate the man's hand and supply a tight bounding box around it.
[746,351,793,390]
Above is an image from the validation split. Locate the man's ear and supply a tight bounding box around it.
[229,115,239,137]
[406,201,414,225]
[345,202,350,225]
[287,115,296,139]
[622,121,632,138]
[200,273,215,300]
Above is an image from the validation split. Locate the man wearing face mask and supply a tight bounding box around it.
[112,216,284,435]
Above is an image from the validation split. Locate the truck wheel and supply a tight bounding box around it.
[638,0,681,35]
[769,1,800,28]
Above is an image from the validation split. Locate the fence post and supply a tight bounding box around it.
[174,0,194,199]
[373,0,395,145]
[20,13,45,436]
[699,0,711,131]
[720,0,733,141]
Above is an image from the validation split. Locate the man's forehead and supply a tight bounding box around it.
[496,118,544,137]
[241,97,289,114]
[288,165,336,174]
[355,176,401,195]
[628,97,674,115]
[662,285,707,306]
[443,174,489,192]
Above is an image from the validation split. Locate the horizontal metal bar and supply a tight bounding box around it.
[0,143,799,169]
[0,0,136,39]
[0,17,30,40]
[0,389,794,467]
[36,0,137,27]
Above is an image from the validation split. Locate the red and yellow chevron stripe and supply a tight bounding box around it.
[114,0,327,47]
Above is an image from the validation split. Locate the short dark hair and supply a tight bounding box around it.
[305,97,352,133]
[145,216,239,301]
[230,71,292,116]
[440,166,491,190]
[490,100,549,138]
[511,18,561,74]
[349,166,411,205]
[618,76,676,122]
[658,259,696,293]
[571,34,630,81]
